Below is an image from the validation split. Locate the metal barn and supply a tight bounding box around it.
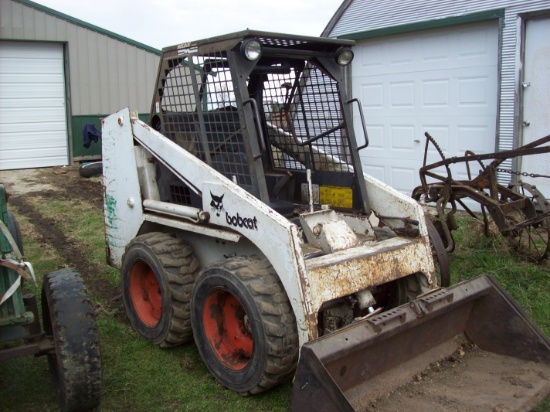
[0,0,160,169]
[323,0,550,197]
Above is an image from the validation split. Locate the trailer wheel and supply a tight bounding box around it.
[191,257,299,395]
[121,232,199,347]
[41,269,102,412]
[507,182,550,262]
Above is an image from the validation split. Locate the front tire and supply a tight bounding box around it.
[41,269,102,412]
[121,232,199,347]
[191,257,299,395]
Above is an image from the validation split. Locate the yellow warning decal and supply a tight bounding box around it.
[319,186,353,209]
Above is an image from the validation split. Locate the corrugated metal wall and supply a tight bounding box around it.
[0,0,159,116]
[327,0,550,164]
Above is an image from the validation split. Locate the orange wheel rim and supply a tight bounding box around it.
[129,261,162,327]
[203,290,253,371]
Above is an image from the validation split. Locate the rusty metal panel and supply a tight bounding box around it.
[304,237,433,314]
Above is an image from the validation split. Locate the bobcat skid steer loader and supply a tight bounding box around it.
[102,31,550,411]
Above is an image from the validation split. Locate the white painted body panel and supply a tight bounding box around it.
[102,110,144,265]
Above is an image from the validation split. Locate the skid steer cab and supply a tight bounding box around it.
[102,31,550,409]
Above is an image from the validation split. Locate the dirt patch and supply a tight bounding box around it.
[363,344,550,411]
[1,166,103,207]
[1,166,122,312]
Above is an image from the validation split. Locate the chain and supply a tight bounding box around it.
[495,168,550,179]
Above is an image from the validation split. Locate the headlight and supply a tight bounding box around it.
[336,48,354,66]
[241,39,262,61]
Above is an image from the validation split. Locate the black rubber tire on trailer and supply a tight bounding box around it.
[191,257,299,395]
[41,269,102,412]
[121,232,200,348]
[78,161,103,178]
[7,211,23,255]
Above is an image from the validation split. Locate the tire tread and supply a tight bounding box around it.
[124,232,199,347]
[42,269,102,411]
[197,256,299,395]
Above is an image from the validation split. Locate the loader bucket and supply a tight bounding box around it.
[289,275,550,411]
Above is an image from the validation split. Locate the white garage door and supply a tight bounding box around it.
[520,17,550,198]
[352,21,499,195]
[0,41,68,170]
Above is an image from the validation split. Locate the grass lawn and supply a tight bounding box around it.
[1,189,548,411]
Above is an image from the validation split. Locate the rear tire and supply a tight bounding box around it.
[191,257,299,395]
[121,232,199,347]
[41,269,102,412]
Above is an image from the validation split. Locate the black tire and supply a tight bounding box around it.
[7,211,23,255]
[121,232,199,348]
[78,161,103,178]
[191,257,299,395]
[41,269,102,412]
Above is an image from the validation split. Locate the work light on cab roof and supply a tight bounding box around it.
[336,47,354,66]
[241,38,262,61]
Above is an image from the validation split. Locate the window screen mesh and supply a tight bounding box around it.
[159,53,252,191]
[156,37,355,203]
[263,64,352,172]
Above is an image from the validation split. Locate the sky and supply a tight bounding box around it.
[32,0,345,50]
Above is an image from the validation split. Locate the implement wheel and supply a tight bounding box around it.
[506,182,550,262]
[191,257,299,395]
[41,269,102,412]
[121,232,199,347]
[426,218,451,287]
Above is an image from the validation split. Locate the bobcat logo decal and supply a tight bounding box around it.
[210,191,258,230]
[210,192,224,217]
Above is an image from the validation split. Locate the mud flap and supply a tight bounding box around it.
[289,275,550,411]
